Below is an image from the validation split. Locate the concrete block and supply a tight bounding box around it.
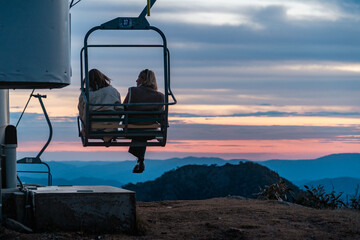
[1,189,26,223]
[30,185,136,233]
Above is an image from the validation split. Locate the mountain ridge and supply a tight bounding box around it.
[17,153,360,195]
[123,162,300,201]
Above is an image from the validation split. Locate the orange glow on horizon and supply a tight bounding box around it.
[17,139,360,160]
[170,116,360,127]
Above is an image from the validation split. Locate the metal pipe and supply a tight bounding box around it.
[83,26,102,142]
[32,94,53,159]
[149,26,169,138]
[149,26,168,106]
[86,44,164,48]
[0,90,11,189]
[139,0,156,19]
[4,125,17,188]
[0,89,9,142]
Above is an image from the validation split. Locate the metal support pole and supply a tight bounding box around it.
[0,90,17,189]
[0,90,10,187]
[4,125,17,188]
[0,90,5,221]
[139,0,156,19]
[0,89,9,145]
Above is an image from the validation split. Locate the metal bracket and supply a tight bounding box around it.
[100,0,156,30]
[101,17,150,30]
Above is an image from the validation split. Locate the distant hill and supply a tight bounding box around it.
[17,157,243,186]
[123,162,300,201]
[295,177,360,197]
[17,153,360,194]
[258,153,360,181]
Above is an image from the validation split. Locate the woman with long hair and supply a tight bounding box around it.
[78,69,122,142]
[124,69,164,173]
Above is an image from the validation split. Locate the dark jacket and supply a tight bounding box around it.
[126,85,164,110]
[125,85,164,124]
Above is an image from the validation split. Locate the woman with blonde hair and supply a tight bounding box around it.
[78,68,122,142]
[124,69,164,173]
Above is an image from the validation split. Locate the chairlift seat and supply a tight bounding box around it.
[78,107,168,147]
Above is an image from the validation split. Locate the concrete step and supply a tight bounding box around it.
[2,185,136,233]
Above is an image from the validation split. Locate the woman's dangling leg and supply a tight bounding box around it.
[129,139,147,173]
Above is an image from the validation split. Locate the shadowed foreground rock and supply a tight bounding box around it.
[1,197,360,239]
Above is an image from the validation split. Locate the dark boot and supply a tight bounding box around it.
[132,158,145,173]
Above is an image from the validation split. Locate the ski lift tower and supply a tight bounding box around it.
[0,0,136,233]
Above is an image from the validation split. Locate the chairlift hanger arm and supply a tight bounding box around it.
[141,0,157,18]
[69,0,82,9]
[99,0,156,30]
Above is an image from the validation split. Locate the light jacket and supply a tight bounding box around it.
[78,85,122,131]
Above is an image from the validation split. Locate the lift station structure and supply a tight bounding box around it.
[0,0,173,233]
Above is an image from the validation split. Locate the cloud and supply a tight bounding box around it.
[171,103,360,116]
[12,111,360,161]
[17,138,360,161]
[168,124,360,140]
[151,0,360,27]
[6,0,360,161]
[170,116,360,127]
[227,111,360,117]
[283,1,350,21]
[12,112,360,143]
[70,0,360,63]
[68,0,360,95]
[154,12,264,29]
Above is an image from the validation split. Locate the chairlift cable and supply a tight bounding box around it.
[69,0,82,9]
[16,89,35,128]
[17,175,24,190]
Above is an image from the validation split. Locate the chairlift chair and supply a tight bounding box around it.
[77,0,177,147]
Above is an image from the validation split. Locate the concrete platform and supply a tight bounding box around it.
[2,185,136,233]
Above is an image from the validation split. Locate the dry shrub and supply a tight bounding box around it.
[298,185,345,209]
[347,185,360,210]
[257,179,294,201]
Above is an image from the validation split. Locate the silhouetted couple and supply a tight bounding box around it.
[78,69,164,173]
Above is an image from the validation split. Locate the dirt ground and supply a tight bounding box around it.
[2,197,360,240]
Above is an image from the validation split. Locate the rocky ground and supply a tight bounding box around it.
[1,197,360,239]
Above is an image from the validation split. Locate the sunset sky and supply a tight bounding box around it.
[9,0,360,161]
